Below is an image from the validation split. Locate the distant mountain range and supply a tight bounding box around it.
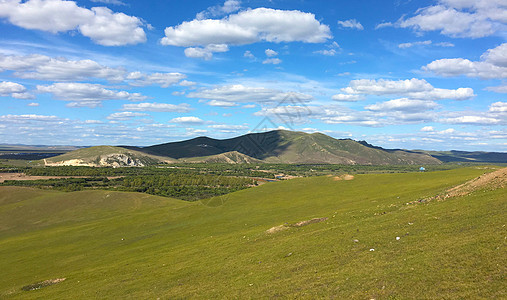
[16,130,504,167]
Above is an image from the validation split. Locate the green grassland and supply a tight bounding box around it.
[0,167,505,298]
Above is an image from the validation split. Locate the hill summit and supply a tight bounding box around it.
[139,130,440,165]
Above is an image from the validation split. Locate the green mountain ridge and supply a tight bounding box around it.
[141,130,440,165]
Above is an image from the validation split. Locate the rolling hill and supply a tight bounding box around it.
[43,146,175,167]
[140,130,441,165]
[0,167,504,298]
[178,151,263,164]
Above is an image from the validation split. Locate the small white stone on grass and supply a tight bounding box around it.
[369,248,375,251]
[396,236,400,240]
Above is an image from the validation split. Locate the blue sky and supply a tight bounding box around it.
[0,0,506,151]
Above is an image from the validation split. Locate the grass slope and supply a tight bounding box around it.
[179,151,263,164]
[143,130,440,165]
[44,146,174,167]
[0,167,505,298]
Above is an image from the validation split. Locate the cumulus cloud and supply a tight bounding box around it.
[244,50,255,59]
[398,40,432,48]
[331,94,363,102]
[90,0,126,6]
[0,0,146,46]
[196,0,241,20]
[169,116,204,124]
[161,8,331,56]
[337,19,364,30]
[265,49,278,57]
[340,78,474,100]
[421,126,434,132]
[263,58,282,65]
[187,84,312,105]
[37,83,147,107]
[126,71,186,87]
[397,0,507,38]
[184,44,229,60]
[442,115,501,125]
[489,101,507,113]
[0,53,125,81]
[0,114,62,122]
[121,102,191,112]
[338,19,364,30]
[423,43,507,79]
[314,49,337,56]
[207,100,238,107]
[106,111,148,120]
[0,81,34,99]
[365,98,439,112]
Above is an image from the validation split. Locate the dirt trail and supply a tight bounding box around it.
[266,217,328,234]
[408,167,506,205]
[440,167,506,199]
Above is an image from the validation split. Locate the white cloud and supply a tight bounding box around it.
[196,0,241,20]
[169,116,204,124]
[481,43,507,67]
[442,115,501,125]
[179,80,196,87]
[37,83,147,106]
[187,84,312,105]
[331,94,363,102]
[340,78,474,100]
[121,102,191,112]
[365,98,438,112]
[207,100,238,107]
[161,8,331,49]
[489,101,507,113]
[0,0,146,46]
[0,114,61,122]
[91,0,126,5]
[398,40,432,48]
[244,50,255,59]
[127,71,186,87]
[397,0,507,38]
[0,53,126,81]
[314,49,337,56]
[375,22,393,29]
[184,44,229,60]
[27,102,39,106]
[337,19,364,30]
[486,85,507,93]
[263,58,282,65]
[265,49,278,57]
[0,81,34,99]
[107,112,148,120]
[423,43,507,79]
[421,126,434,132]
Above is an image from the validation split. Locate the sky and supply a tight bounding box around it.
[0,0,506,151]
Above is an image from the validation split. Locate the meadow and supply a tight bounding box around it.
[0,166,505,298]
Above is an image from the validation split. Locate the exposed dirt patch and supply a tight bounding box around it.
[21,278,66,291]
[440,167,506,199]
[333,174,354,181]
[407,167,506,205]
[0,173,122,183]
[266,217,328,234]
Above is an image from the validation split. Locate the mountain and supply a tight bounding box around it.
[43,146,174,167]
[140,130,441,165]
[178,151,263,164]
[413,150,507,163]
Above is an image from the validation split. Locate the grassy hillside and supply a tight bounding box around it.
[179,151,263,164]
[0,167,505,298]
[142,130,440,165]
[43,146,174,167]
